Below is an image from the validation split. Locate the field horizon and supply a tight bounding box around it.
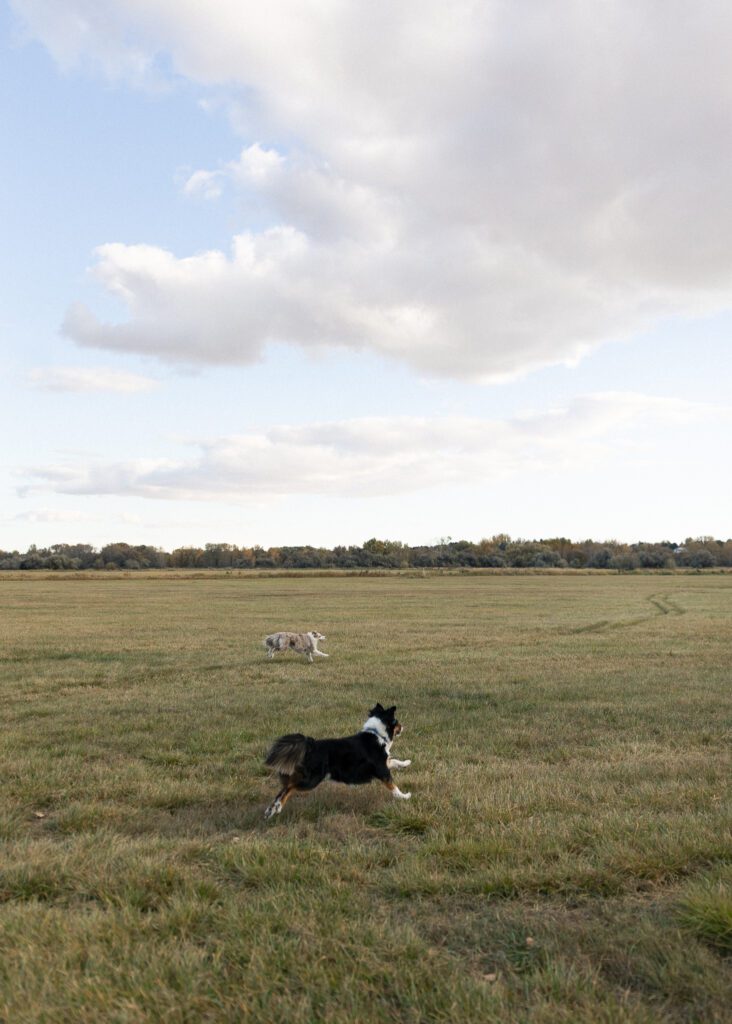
[2,564,732,581]
[1,572,730,1022]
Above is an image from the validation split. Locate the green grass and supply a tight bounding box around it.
[0,572,730,1022]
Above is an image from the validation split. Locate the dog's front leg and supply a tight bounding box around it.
[383,780,411,800]
[386,757,411,769]
[313,649,329,658]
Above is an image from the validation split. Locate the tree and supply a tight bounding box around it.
[690,548,715,569]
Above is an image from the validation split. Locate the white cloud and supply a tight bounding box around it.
[182,169,223,201]
[10,508,92,524]
[28,367,158,393]
[13,1,732,378]
[20,393,727,502]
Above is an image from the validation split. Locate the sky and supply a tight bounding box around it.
[2,0,731,551]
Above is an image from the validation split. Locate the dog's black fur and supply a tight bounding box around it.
[263,703,410,818]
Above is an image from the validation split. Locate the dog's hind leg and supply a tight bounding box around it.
[264,778,298,819]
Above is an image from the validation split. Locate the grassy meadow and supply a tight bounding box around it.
[0,571,730,1023]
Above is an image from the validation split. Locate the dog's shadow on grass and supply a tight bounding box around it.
[30,771,416,841]
[119,798,272,838]
[121,781,405,839]
[104,790,357,839]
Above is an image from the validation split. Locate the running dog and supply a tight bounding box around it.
[263,703,412,818]
[263,630,328,663]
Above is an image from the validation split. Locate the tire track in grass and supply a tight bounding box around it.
[567,593,686,634]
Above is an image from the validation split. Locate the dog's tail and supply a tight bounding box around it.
[265,733,311,775]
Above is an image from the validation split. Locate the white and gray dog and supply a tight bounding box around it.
[264,630,328,663]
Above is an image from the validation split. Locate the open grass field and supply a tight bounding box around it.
[1,571,730,1023]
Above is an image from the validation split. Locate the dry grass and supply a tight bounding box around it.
[0,572,730,1022]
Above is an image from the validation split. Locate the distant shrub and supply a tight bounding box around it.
[690,549,716,569]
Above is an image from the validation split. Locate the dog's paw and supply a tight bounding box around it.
[264,799,282,819]
[395,790,411,800]
[402,759,412,767]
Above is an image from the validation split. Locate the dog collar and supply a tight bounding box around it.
[361,726,387,746]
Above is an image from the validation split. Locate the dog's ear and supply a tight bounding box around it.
[370,702,384,716]
[386,705,397,718]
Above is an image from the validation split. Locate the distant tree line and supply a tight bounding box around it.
[1,536,730,571]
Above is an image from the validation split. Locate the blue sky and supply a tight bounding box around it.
[2,1,730,550]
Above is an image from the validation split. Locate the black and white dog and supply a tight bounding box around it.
[264,703,412,818]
